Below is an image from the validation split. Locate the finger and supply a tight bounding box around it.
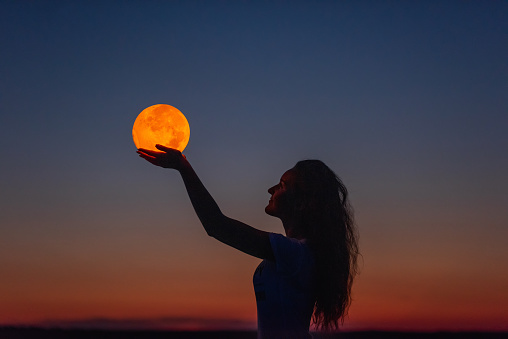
[138,154,160,166]
[136,150,152,158]
[137,148,157,154]
[155,144,178,153]
[137,148,165,156]
[137,153,156,161]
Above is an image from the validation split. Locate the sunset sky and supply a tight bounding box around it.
[1,0,507,332]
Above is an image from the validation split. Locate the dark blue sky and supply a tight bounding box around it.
[1,0,507,330]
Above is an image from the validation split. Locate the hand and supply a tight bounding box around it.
[137,144,186,170]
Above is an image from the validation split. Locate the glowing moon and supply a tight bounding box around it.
[132,104,190,152]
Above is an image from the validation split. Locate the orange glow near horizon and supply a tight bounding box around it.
[132,104,190,152]
[2,209,507,332]
[2,261,507,332]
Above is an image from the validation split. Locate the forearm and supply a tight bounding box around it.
[177,157,225,237]
[138,144,273,259]
[175,156,274,260]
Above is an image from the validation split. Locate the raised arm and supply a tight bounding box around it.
[137,145,274,261]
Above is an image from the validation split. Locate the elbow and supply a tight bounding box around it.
[204,224,216,237]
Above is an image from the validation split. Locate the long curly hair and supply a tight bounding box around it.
[291,160,360,330]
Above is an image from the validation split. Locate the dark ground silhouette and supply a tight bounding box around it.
[0,328,507,339]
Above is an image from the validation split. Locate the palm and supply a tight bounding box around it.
[137,144,184,169]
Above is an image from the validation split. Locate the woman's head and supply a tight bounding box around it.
[266,160,351,238]
[270,159,360,330]
[265,169,298,220]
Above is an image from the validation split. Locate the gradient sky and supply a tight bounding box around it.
[1,0,507,332]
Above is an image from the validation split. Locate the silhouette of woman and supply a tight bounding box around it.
[137,145,359,338]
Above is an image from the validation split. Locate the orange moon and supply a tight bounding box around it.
[132,104,190,152]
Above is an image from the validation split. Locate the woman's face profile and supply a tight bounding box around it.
[265,169,297,219]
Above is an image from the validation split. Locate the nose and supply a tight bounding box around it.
[268,185,276,194]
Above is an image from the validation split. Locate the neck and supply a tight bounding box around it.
[282,218,305,239]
